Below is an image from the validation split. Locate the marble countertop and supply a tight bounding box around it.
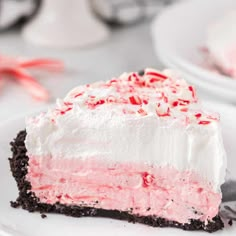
[0,21,214,122]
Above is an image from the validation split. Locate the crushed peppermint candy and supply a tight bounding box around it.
[53,68,219,126]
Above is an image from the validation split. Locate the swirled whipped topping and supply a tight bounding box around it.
[25,68,226,191]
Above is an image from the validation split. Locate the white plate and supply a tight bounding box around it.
[0,106,236,236]
[152,0,236,102]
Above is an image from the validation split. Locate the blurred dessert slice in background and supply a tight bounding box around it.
[206,11,236,79]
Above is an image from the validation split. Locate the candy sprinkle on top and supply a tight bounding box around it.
[54,68,219,126]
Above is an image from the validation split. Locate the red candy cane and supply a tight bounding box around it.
[0,55,63,101]
[129,95,142,105]
[3,68,49,101]
[19,59,64,72]
[145,70,168,80]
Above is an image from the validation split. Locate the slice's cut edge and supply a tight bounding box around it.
[9,130,224,233]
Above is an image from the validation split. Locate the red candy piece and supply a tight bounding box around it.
[178,99,190,106]
[137,108,147,116]
[95,99,105,106]
[106,95,116,103]
[129,95,142,105]
[195,113,202,118]
[57,107,72,115]
[180,108,188,112]
[172,101,178,107]
[156,107,171,117]
[142,172,155,187]
[188,86,196,99]
[198,121,211,125]
[74,92,84,98]
[145,71,168,80]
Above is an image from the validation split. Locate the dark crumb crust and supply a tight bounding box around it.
[9,130,224,233]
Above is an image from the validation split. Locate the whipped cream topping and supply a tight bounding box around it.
[60,68,218,125]
[25,68,227,191]
[206,11,236,78]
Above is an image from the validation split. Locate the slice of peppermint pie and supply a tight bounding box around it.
[9,68,226,232]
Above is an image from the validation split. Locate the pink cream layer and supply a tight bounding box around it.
[27,156,221,224]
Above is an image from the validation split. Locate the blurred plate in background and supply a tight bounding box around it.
[152,0,236,104]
